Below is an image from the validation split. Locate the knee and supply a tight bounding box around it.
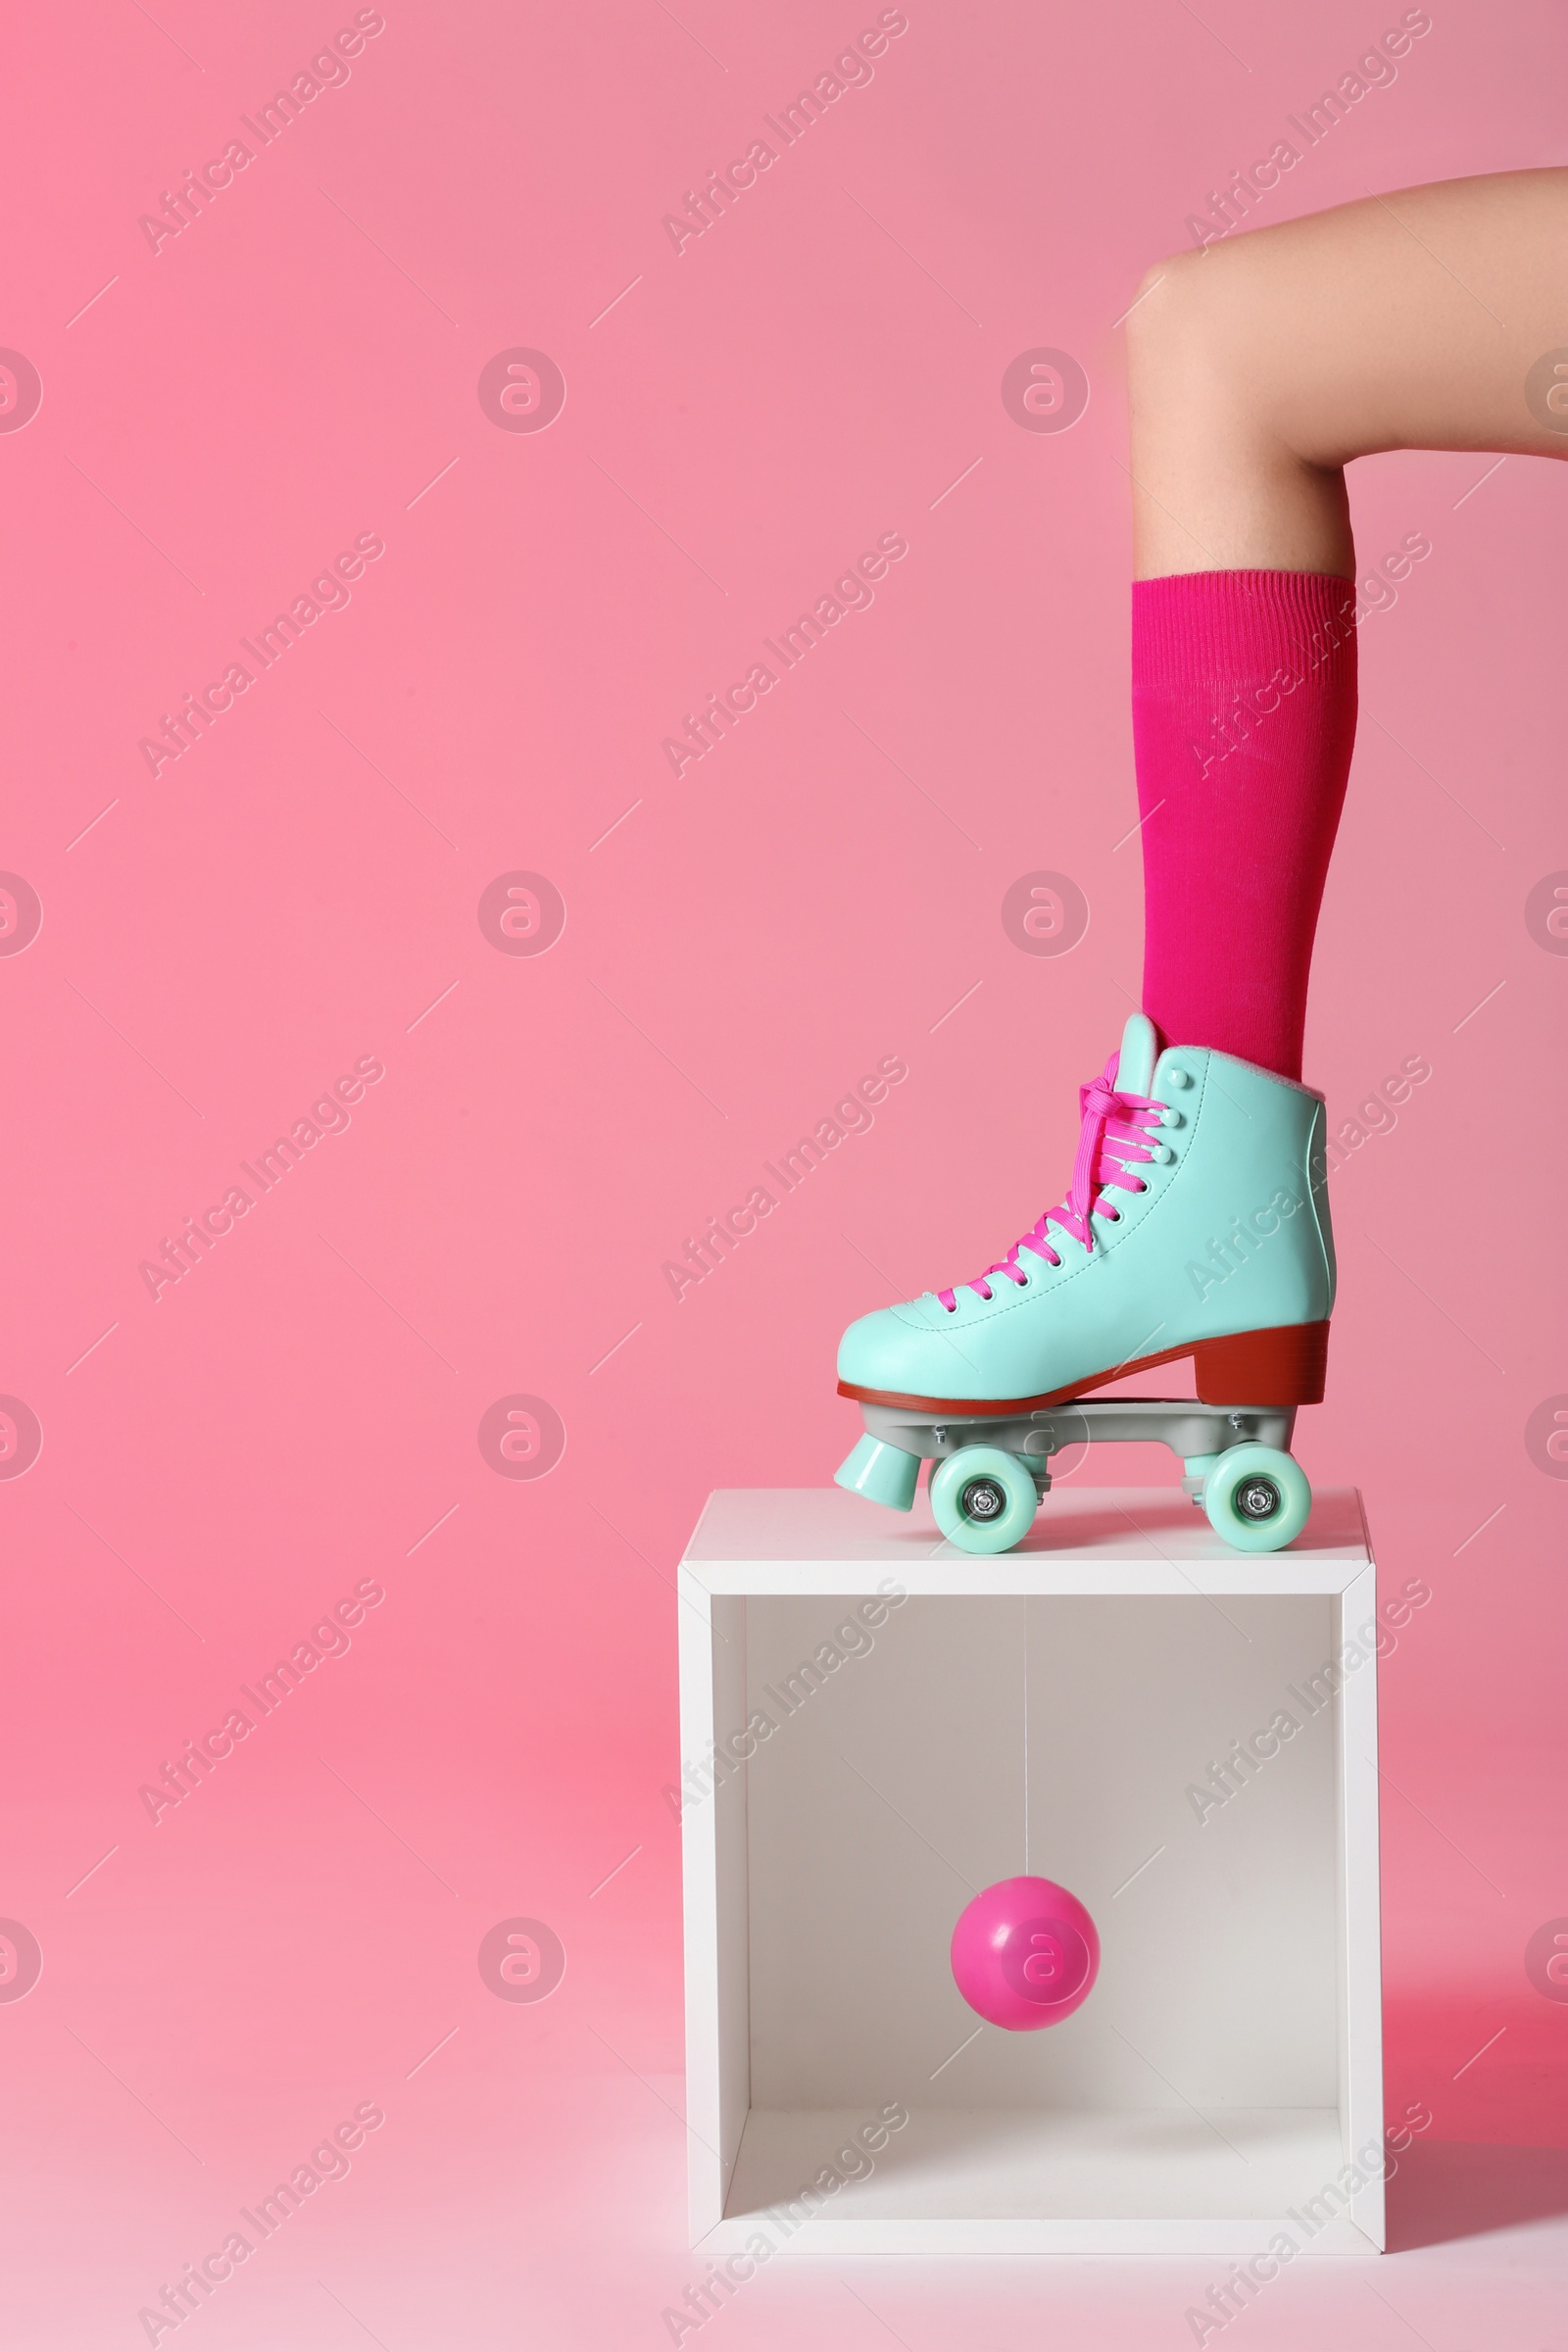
[1126,249,1221,369]
[1125,244,1258,420]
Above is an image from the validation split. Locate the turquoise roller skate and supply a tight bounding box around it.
[834,1013,1334,1555]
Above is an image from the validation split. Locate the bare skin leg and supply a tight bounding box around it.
[1127,167,1568,580]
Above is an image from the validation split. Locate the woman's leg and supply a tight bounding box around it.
[1124,168,1568,1079]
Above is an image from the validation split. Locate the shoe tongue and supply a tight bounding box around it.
[1115,1011,1158,1097]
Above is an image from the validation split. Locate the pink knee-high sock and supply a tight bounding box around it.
[1131,569,1357,1083]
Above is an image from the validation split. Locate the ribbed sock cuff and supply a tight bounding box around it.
[1132,568,1358,689]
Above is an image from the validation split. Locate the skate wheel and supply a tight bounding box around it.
[1202,1444,1311,1553]
[930,1446,1038,1554]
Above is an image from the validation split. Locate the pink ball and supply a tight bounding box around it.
[950,1875,1100,2032]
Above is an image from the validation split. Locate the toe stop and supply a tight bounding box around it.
[834,1433,921,1511]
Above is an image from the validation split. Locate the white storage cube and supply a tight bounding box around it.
[678,1486,1383,2257]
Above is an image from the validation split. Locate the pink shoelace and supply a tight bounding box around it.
[937,1054,1166,1311]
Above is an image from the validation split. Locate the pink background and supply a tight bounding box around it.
[4,1,1566,2342]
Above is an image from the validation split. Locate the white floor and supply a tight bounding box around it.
[713,2104,1374,2254]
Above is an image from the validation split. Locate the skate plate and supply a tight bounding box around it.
[837,1397,1310,1554]
[858,1396,1295,1484]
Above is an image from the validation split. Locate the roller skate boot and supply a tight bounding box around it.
[834,1013,1334,1553]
